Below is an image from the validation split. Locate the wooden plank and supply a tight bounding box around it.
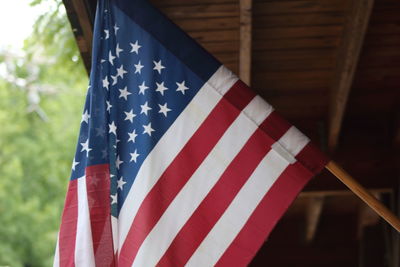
[254,0,349,15]
[368,23,400,35]
[239,0,252,85]
[305,196,325,243]
[254,36,340,50]
[254,57,333,71]
[159,3,238,19]
[254,26,343,40]
[254,48,335,61]
[173,17,239,32]
[151,0,236,8]
[189,25,343,44]
[328,0,374,151]
[201,42,239,54]
[189,30,238,43]
[253,12,345,28]
[200,36,341,54]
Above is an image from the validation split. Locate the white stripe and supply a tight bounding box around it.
[111,216,119,254]
[118,66,238,250]
[277,126,310,156]
[186,128,309,266]
[132,96,272,267]
[207,66,237,96]
[74,176,95,266]
[242,96,273,125]
[53,233,60,267]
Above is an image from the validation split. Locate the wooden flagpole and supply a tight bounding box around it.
[325,161,400,233]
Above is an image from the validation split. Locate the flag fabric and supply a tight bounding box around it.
[54,0,329,266]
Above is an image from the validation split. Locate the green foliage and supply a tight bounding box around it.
[0,0,88,266]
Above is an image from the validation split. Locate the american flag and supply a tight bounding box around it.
[54,0,329,266]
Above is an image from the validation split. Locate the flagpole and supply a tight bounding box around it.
[325,161,400,233]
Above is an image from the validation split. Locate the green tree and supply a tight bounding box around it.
[0,0,88,266]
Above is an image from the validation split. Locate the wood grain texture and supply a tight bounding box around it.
[239,0,252,85]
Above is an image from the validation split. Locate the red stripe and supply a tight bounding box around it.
[118,81,255,266]
[296,142,329,175]
[215,144,315,267]
[59,179,78,267]
[156,111,290,266]
[85,164,116,267]
[259,111,291,141]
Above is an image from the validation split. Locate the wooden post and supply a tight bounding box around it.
[239,0,252,86]
[325,161,400,233]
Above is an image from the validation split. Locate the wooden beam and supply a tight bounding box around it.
[63,0,94,73]
[305,196,324,243]
[239,0,252,85]
[328,0,374,151]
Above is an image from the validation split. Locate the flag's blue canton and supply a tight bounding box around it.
[70,0,206,216]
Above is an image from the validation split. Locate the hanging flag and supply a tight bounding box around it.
[54,0,329,266]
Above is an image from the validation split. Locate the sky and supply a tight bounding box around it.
[0,0,47,52]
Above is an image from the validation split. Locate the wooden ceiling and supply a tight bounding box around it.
[63,0,400,265]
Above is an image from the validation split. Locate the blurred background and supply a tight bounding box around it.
[0,0,87,265]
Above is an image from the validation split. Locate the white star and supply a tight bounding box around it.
[134,61,144,74]
[130,40,141,54]
[119,87,132,100]
[114,24,119,35]
[138,81,149,95]
[143,122,155,136]
[109,121,117,135]
[156,82,168,96]
[95,127,105,137]
[140,101,152,115]
[110,194,118,205]
[104,29,109,39]
[116,65,127,78]
[176,81,189,94]
[124,109,136,123]
[106,101,112,113]
[153,60,165,74]
[81,110,90,124]
[102,77,110,90]
[80,138,92,157]
[117,176,126,190]
[158,103,172,117]
[109,51,116,66]
[130,149,140,163]
[111,74,118,86]
[72,158,79,171]
[115,155,123,170]
[101,59,106,63]
[116,43,123,57]
[127,129,138,143]
[101,148,108,159]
